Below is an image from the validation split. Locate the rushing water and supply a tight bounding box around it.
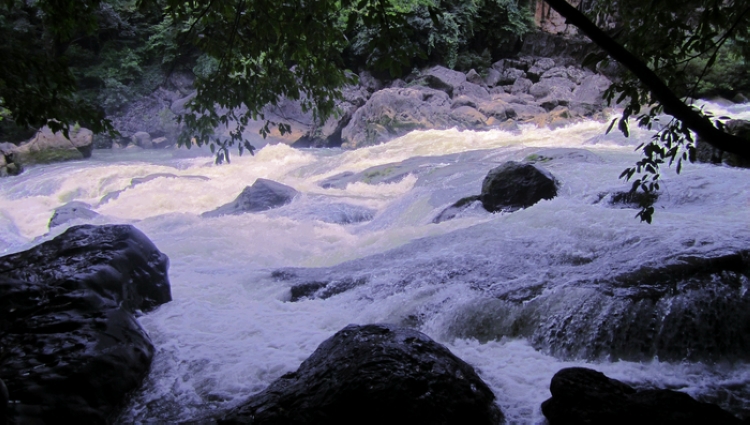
[1,104,750,424]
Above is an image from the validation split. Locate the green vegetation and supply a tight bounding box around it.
[0,0,534,160]
[545,0,750,222]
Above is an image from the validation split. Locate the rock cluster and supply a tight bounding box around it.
[0,224,171,423]
[0,126,94,174]
[338,59,611,149]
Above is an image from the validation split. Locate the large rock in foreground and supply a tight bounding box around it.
[202,178,299,218]
[0,224,171,423]
[480,161,558,212]
[218,324,504,425]
[542,367,743,425]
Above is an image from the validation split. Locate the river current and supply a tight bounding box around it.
[1,103,749,423]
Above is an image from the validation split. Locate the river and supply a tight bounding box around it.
[1,103,749,423]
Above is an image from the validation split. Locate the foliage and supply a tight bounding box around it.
[0,0,113,138]
[570,0,750,222]
[348,0,533,72]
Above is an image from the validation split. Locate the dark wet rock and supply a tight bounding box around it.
[525,251,750,362]
[216,324,504,425]
[696,119,750,168]
[289,277,368,302]
[202,179,298,217]
[602,191,659,209]
[433,196,482,223]
[480,161,558,212]
[0,224,171,423]
[542,367,743,425]
[49,201,100,228]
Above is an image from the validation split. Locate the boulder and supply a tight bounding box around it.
[202,178,299,217]
[0,224,171,423]
[11,126,93,166]
[466,69,483,85]
[478,101,510,121]
[0,143,22,177]
[450,106,488,129]
[529,77,576,109]
[453,81,491,102]
[480,161,558,212]
[217,324,504,425]
[418,66,467,97]
[341,87,452,149]
[131,131,152,148]
[696,119,750,168]
[510,77,534,95]
[483,68,503,87]
[542,367,743,425]
[505,103,547,121]
[49,201,100,228]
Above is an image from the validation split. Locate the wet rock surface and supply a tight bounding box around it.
[480,161,558,212]
[215,324,504,425]
[48,201,100,228]
[542,367,744,425]
[202,178,299,217]
[0,224,171,423]
[697,119,750,168]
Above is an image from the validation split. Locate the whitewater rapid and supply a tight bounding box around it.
[1,104,749,423]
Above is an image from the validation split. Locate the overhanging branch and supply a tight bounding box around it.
[543,0,750,160]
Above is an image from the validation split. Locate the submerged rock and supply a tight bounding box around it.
[217,324,504,425]
[480,161,558,212]
[542,367,743,424]
[433,195,482,223]
[202,178,299,217]
[48,201,100,228]
[0,224,171,423]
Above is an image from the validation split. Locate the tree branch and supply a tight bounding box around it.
[543,0,750,160]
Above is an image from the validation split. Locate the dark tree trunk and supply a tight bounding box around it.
[543,0,750,160]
